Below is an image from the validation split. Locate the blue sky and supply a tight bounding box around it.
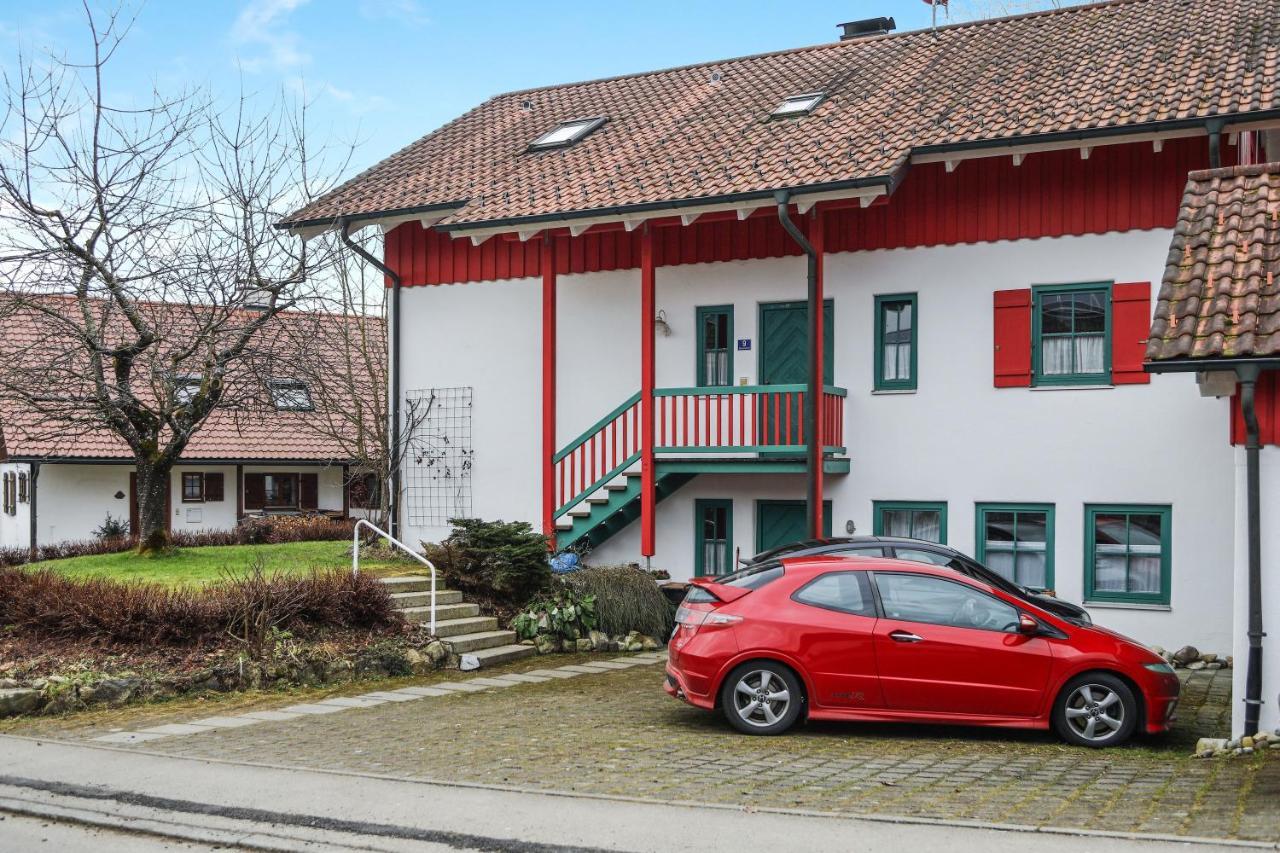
[0,1,1052,180]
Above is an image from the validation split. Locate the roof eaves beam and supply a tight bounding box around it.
[911,126,1208,170]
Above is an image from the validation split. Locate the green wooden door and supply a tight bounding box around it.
[755,500,833,554]
[758,300,834,450]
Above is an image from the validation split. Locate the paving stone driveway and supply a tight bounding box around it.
[33,661,1280,843]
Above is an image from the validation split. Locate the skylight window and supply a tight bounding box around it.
[771,92,824,119]
[269,379,313,412]
[528,117,606,151]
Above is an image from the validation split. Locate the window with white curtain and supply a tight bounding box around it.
[1034,285,1110,384]
[873,501,946,543]
[697,306,733,387]
[1085,505,1170,605]
[875,294,917,391]
[977,504,1055,591]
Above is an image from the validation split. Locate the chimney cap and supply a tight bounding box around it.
[838,16,896,40]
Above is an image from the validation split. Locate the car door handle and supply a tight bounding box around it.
[888,630,923,643]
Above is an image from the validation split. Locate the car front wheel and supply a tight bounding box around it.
[720,662,803,736]
[1052,673,1138,748]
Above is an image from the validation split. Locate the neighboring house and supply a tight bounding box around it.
[0,299,385,548]
[282,0,1279,661]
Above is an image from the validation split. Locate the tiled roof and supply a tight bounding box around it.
[1147,162,1280,361]
[0,298,383,462]
[284,0,1280,230]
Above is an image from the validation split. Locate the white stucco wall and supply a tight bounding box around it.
[1232,447,1279,734]
[0,462,33,549]
[400,228,1238,652]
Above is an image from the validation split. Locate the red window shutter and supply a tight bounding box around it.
[243,473,265,510]
[993,289,1033,387]
[1111,282,1152,385]
[204,472,225,502]
[300,473,319,510]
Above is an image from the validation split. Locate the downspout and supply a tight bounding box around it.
[1237,363,1264,737]
[27,462,39,561]
[340,217,402,540]
[774,191,822,538]
[1208,118,1225,169]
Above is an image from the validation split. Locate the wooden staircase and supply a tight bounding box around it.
[381,576,534,668]
[554,466,695,551]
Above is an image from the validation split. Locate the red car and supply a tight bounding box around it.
[665,556,1180,747]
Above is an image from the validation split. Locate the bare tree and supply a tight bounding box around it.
[0,4,348,552]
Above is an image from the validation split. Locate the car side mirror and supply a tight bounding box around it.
[1017,613,1041,635]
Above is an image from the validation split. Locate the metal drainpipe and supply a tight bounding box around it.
[1208,119,1225,169]
[774,191,821,538]
[340,217,402,540]
[27,462,39,561]
[1237,363,1264,736]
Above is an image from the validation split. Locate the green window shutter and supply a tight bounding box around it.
[1084,504,1171,606]
[696,305,734,387]
[1032,282,1112,386]
[872,501,947,544]
[694,499,734,576]
[975,503,1055,591]
[874,293,917,391]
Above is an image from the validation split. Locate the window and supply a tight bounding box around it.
[976,504,1054,591]
[181,472,204,502]
[173,375,202,406]
[264,474,298,508]
[875,572,1020,633]
[874,294,917,391]
[269,379,312,411]
[696,306,733,387]
[793,571,874,616]
[873,501,947,543]
[1033,283,1111,385]
[348,472,382,509]
[17,473,27,504]
[528,117,606,150]
[1085,504,1171,605]
[695,499,733,576]
[771,92,824,118]
[2,472,13,516]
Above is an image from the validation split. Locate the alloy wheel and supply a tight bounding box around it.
[732,669,792,728]
[1064,683,1125,742]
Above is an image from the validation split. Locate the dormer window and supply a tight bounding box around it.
[269,379,312,411]
[173,375,203,406]
[771,92,824,118]
[528,117,607,151]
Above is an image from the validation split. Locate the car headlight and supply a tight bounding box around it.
[1143,662,1176,675]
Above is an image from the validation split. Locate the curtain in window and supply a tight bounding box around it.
[703,541,727,576]
[884,508,941,542]
[704,352,729,386]
[911,511,940,543]
[881,302,912,382]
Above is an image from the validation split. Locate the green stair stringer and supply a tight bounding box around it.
[556,467,696,553]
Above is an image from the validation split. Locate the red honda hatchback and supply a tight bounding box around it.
[665,556,1180,747]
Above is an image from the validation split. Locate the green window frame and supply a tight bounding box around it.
[694,499,734,577]
[874,293,917,391]
[1032,281,1112,386]
[872,501,947,544]
[696,305,734,387]
[975,503,1055,592]
[1084,504,1171,605]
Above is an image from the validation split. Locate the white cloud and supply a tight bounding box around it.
[231,0,311,73]
[358,0,429,26]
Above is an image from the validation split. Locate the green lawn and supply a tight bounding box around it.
[28,540,420,587]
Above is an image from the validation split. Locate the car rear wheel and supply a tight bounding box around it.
[1052,673,1138,748]
[720,662,802,735]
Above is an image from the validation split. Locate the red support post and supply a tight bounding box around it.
[541,235,557,549]
[640,225,657,557]
[811,209,826,539]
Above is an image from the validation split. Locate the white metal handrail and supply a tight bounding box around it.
[352,519,437,634]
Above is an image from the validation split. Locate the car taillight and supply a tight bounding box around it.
[674,606,742,634]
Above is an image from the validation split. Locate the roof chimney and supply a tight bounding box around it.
[839,17,896,40]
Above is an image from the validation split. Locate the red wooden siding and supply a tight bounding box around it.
[1232,370,1280,446]
[386,137,1223,287]
[993,289,1033,388]
[1110,282,1153,385]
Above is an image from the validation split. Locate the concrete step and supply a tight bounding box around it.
[554,517,575,531]
[379,575,437,594]
[468,644,537,668]
[431,616,500,638]
[567,504,593,517]
[445,630,519,654]
[586,492,611,504]
[399,602,480,624]
[603,479,628,491]
[389,590,463,609]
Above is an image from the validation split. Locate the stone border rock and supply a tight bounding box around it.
[1152,645,1231,671]
[521,630,662,655]
[1194,730,1280,758]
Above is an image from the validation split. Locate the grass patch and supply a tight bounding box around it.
[27,540,420,587]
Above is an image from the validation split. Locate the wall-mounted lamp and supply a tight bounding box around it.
[655,309,672,337]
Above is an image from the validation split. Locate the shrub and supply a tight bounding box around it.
[422,518,550,613]
[565,565,674,639]
[0,565,398,651]
[512,585,598,643]
[93,514,130,541]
